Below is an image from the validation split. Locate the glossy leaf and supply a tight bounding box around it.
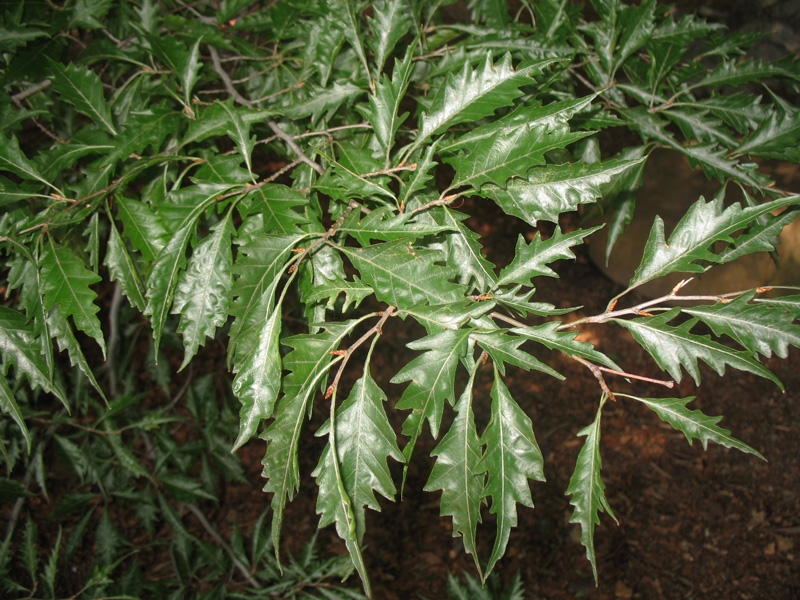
[479,370,545,577]
[48,60,117,135]
[620,394,764,458]
[40,238,106,358]
[484,158,644,227]
[629,195,800,289]
[614,309,783,388]
[566,399,616,584]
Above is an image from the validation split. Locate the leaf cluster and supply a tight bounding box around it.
[1,0,800,596]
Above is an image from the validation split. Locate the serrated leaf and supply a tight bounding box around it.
[338,205,454,245]
[399,301,495,334]
[718,208,798,263]
[479,370,545,577]
[103,423,155,484]
[229,233,306,366]
[663,109,737,146]
[0,307,67,407]
[339,240,466,310]
[684,291,800,359]
[620,394,764,458]
[357,46,414,160]
[304,274,374,312]
[566,399,616,584]
[367,0,411,80]
[105,218,146,311]
[283,81,364,124]
[495,226,603,288]
[47,59,117,135]
[698,93,767,134]
[329,0,370,78]
[0,134,60,194]
[612,0,656,74]
[244,183,308,234]
[145,184,231,352]
[261,317,368,563]
[492,285,577,318]
[315,371,403,542]
[41,527,61,598]
[220,101,256,176]
[172,213,235,369]
[114,196,168,262]
[182,100,277,147]
[392,328,471,472]
[21,519,38,584]
[511,321,621,371]
[694,57,800,89]
[679,143,772,189]
[628,195,800,289]
[0,376,30,453]
[440,93,600,155]
[614,308,783,388]
[736,104,800,162]
[418,53,557,143]
[427,207,497,292]
[40,238,106,358]
[424,364,484,575]
[100,107,179,168]
[232,304,282,451]
[447,124,593,191]
[397,140,438,210]
[46,304,106,402]
[484,158,644,227]
[472,329,563,379]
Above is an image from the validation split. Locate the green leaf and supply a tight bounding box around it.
[447,124,593,190]
[694,57,800,89]
[115,196,168,262]
[495,226,603,288]
[261,317,368,563]
[316,371,404,541]
[339,240,466,310]
[367,0,411,80]
[329,0,371,79]
[47,59,117,135]
[105,217,146,311]
[47,304,106,402]
[663,109,737,146]
[304,274,374,313]
[145,184,232,352]
[629,195,800,289]
[283,81,364,123]
[418,53,558,143]
[243,183,308,235]
[510,321,621,371]
[717,208,799,264]
[338,205,454,245]
[424,363,484,576]
[392,328,471,468]
[479,370,545,577]
[684,291,800,359]
[0,376,31,453]
[679,143,772,189]
[619,394,764,458]
[0,134,60,195]
[40,238,106,358]
[172,214,235,369]
[358,45,414,161]
[736,103,800,162]
[566,398,616,584]
[612,0,656,75]
[229,233,306,366]
[472,329,563,379]
[614,309,783,388]
[426,207,497,292]
[484,158,644,227]
[399,301,496,334]
[100,107,179,168]
[182,100,277,147]
[232,303,282,451]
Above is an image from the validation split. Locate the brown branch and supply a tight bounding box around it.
[325,307,396,400]
[267,121,325,175]
[360,163,417,178]
[571,355,616,401]
[409,192,461,215]
[11,79,51,102]
[207,45,254,107]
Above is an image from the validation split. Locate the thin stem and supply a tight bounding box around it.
[267,121,325,175]
[572,355,616,401]
[182,503,259,587]
[11,79,51,102]
[207,45,254,107]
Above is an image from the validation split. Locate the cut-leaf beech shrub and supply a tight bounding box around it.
[1,0,800,596]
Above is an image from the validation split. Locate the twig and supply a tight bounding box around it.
[559,279,771,329]
[292,199,362,274]
[360,163,417,178]
[409,192,461,215]
[592,365,674,388]
[182,503,259,587]
[11,79,51,102]
[291,123,372,140]
[207,45,254,107]
[325,307,396,400]
[572,355,616,401]
[267,121,325,175]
